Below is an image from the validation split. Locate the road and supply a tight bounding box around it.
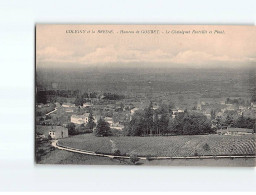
[45,107,57,116]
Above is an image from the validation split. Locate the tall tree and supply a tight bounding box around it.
[94,118,112,137]
[125,111,145,136]
[87,110,96,130]
[144,102,154,135]
[158,113,169,135]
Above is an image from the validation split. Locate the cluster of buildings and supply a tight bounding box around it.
[37,93,256,138]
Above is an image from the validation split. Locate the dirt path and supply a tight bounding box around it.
[45,107,57,116]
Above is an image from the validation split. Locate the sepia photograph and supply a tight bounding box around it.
[35,24,256,166]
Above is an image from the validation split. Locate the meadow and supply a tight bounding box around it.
[58,134,256,157]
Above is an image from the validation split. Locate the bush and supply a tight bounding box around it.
[202,143,210,151]
[50,146,55,151]
[48,134,52,140]
[94,118,112,137]
[113,149,121,156]
[67,122,78,135]
[130,154,139,164]
[146,155,154,161]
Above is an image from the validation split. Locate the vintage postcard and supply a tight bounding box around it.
[36,25,256,166]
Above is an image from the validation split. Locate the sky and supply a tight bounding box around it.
[36,25,256,69]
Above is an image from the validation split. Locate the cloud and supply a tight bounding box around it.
[37,46,255,67]
[37,47,73,62]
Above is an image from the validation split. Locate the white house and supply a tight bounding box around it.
[71,113,90,124]
[36,125,68,139]
[65,108,74,113]
[83,103,92,108]
[105,117,114,126]
[62,103,75,108]
[130,107,139,115]
[104,117,124,131]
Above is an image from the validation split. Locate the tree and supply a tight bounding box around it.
[74,96,84,106]
[168,118,179,135]
[94,118,112,137]
[144,102,154,135]
[202,143,210,151]
[130,154,139,165]
[168,102,175,113]
[171,112,212,135]
[225,113,233,127]
[158,113,169,135]
[86,110,96,130]
[125,111,146,136]
[67,122,77,135]
[153,113,160,135]
[210,109,216,120]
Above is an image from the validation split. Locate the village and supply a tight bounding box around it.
[36,89,256,140]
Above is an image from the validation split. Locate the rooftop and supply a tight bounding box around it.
[71,113,90,119]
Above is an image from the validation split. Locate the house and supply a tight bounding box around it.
[37,103,44,108]
[239,106,246,110]
[205,113,211,119]
[55,102,61,108]
[65,108,74,113]
[251,102,256,110]
[197,102,202,111]
[226,104,236,111]
[130,107,139,115]
[220,100,225,105]
[105,117,114,126]
[211,119,218,129]
[172,109,179,115]
[104,117,124,130]
[83,102,92,108]
[172,109,184,118]
[111,123,124,131]
[153,105,159,110]
[36,125,68,139]
[217,127,254,135]
[62,103,75,108]
[203,109,212,119]
[71,113,90,124]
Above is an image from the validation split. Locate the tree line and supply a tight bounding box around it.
[124,102,213,136]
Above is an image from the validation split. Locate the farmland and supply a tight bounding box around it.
[38,148,256,166]
[58,134,256,157]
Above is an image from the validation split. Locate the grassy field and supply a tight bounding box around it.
[58,134,112,154]
[58,134,256,157]
[38,149,256,166]
[38,149,129,165]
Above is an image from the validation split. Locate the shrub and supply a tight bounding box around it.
[94,118,112,137]
[50,146,55,151]
[113,149,121,156]
[202,143,210,151]
[146,155,154,161]
[130,154,139,164]
[48,134,52,140]
[67,122,78,135]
